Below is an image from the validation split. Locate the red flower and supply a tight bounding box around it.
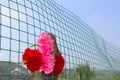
[53,54,65,76]
[22,48,42,73]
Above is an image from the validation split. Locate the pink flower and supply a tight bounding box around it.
[39,53,55,74]
[37,32,54,54]
[37,32,55,74]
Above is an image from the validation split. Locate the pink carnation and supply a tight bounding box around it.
[37,32,54,54]
[39,53,55,74]
[37,32,55,74]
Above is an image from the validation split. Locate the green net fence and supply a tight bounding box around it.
[0,0,120,80]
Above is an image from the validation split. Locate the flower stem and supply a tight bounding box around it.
[30,44,40,47]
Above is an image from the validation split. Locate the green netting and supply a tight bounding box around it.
[0,0,120,80]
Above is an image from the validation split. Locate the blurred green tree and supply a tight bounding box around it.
[75,63,95,80]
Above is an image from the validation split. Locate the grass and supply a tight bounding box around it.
[58,78,75,80]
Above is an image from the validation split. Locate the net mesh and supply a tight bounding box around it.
[0,0,120,80]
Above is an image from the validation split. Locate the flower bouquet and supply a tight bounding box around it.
[22,32,65,80]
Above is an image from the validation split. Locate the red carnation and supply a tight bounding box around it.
[22,48,42,73]
[53,54,65,76]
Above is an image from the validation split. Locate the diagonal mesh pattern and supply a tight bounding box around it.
[0,0,120,80]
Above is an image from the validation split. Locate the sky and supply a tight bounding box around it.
[54,0,120,48]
